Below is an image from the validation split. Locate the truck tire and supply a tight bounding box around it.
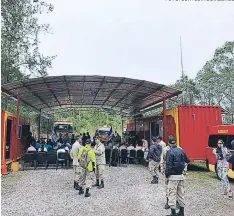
[205,159,210,171]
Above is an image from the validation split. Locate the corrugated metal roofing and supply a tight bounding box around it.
[1,75,181,116]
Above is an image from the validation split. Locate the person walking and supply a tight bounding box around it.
[70,136,82,190]
[165,136,190,216]
[148,137,162,184]
[78,139,96,197]
[213,139,233,198]
[93,137,106,189]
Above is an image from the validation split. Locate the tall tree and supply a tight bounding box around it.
[1,0,56,84]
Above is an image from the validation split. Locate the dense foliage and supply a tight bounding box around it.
[168,41,234,123]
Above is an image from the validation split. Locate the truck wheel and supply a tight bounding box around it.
[215,164,221,180]
[205,159,210,171]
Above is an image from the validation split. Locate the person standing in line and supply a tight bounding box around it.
[93,137,106,189]
[78,139,96,197]
[213,139,233,198]
[70,136,82,190]
[160,140,171,209]
[142,138,149,161]
[148,137,162,184]
[165,136,190,216]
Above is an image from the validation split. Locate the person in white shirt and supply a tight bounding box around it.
[157,136,166,170]
[142,139,149,161]
[38,142,48,152]
[27,144,36,152]
[119,143,127,151]
[135,144,143,151]
[127,144,135,157]
[93,137,106,189]
[70,136,82,190]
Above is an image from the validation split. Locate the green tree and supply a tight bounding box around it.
[1,0,56,84]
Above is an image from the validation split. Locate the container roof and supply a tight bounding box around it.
[1,75,181,116]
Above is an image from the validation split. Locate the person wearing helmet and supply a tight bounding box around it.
[78,139,96,197]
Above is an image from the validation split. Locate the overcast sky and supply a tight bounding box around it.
[38,0,234,85]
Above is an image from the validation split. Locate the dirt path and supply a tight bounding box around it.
[1,165,233,216]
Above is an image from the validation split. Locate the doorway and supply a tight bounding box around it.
[6,118,12,159]
[150,122,159,138]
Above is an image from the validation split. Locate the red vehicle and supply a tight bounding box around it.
[127,105,234,179]
[206,124,234,179]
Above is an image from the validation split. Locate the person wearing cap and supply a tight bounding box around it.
[70,135,82,190]
[148,137,162,184]
[165,136,190,216]
[78,139,96,197]
[93,137,106,189]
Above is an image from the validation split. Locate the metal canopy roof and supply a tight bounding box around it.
[1,75,181,116]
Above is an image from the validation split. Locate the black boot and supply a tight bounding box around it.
[151,176,158,184]
[167,209,176,216]
[164,198,170,209]
[79,186,84,195]
[176,207,184,216]
[98,180,104,189]
[85,188,91,197]
[74,181,76,189]
[75,182,79,190]
[93,179,99,187]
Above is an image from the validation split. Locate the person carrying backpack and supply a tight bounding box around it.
[148,137,162,184]
[78,139,96,197]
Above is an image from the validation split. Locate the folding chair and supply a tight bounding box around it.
[136,150,144,164]
[118,149,128,167]
[128,149,136,164]
[35,152,47,169]
[57,152,69,170]
[46,151,57,169]
[22,152,36,171]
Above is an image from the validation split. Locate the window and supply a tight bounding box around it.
[18,125,22,139]
[208,135,234,149]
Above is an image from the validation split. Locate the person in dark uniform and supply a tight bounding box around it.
[165,136,190,216]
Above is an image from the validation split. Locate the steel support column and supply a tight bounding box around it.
[38,109,41,140]
[13,95,21,162]
[163,98,167,142]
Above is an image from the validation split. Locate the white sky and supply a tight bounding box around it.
[38,0,234,85]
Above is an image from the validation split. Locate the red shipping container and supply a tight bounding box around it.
[178,106,222,161]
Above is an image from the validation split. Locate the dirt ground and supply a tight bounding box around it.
[1,163,234,216]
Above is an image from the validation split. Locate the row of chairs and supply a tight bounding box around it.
[21,150,70,170]
[106,148,145,167]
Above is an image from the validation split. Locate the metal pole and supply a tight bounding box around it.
[47,119,49,140]
[14,95,20,162]
[38,109,41,140]
[163,98,167,142]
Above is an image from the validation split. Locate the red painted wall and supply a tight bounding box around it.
[178,106,222,161]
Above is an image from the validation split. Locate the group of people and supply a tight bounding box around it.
[147,135,234,216]
[70,135,106,197]
[27,131,234,216]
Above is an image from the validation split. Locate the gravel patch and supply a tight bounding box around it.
[1,165,234,216]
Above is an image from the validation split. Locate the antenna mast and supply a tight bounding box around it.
[180,36,184,78]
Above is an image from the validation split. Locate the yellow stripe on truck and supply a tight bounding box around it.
[209,164,216,172]
[228,169,234,179]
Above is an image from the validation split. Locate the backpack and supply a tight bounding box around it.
[79,149,91,169]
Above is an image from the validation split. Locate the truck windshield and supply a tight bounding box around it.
[54,124,73,133]
[208,135,234,149]
[99,130,109,136]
